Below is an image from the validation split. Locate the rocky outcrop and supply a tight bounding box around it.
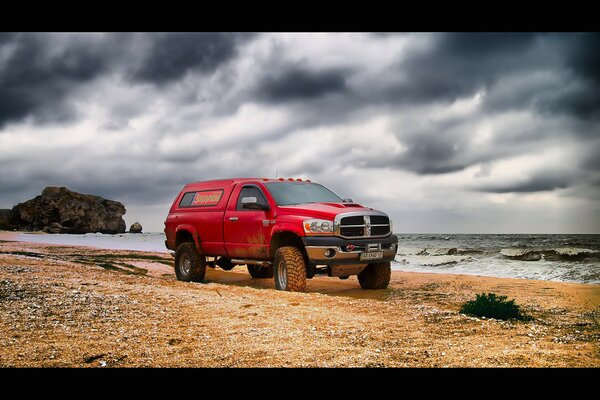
[1,186,126,234]
[129,222,143,233]
[0,209,12,230]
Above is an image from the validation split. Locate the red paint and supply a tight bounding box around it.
[164,178,386,262]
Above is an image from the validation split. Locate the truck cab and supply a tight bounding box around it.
[164,178,398,291]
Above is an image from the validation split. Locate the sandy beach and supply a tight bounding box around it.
[0,237,598,367]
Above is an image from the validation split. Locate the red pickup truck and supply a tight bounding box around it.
[164,178,398,291]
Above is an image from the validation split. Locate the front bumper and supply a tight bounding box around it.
[302,234,398,265]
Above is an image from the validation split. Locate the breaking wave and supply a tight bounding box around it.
[393,235,600,284]
[396,247,485,256]
[398,246,600,262]
[500,247,600,261]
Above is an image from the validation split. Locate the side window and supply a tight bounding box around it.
[236,186,268,211]
[179,192,196,207]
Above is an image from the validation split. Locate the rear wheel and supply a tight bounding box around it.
[175,242,206,282]
[274,246,307,292]
[357,262,391,289]
[247,264,274,278]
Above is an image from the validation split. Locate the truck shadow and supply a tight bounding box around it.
[203,266,394,301]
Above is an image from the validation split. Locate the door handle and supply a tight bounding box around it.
[229,217,238,222]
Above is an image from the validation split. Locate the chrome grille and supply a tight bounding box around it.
[336,212,390,238]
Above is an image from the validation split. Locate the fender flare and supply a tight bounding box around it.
[269,224,306,259]
[271,223,304,238]
[175,224,202,251]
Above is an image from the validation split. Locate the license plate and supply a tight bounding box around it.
[360,251,383,261]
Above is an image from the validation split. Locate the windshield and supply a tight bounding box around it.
[264,182,342,206]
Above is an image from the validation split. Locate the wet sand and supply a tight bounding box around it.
[0,239,598,367]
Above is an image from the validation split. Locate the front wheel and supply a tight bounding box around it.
[357,262,391,289]
[274,246,307,292]
[174,242,206,282]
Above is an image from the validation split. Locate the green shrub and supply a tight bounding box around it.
[460,292,531,321]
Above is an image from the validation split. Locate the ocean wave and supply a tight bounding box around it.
[500,247,600,261]
[397,247,485,256]
[394,254,473,266]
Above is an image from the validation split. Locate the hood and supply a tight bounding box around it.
[277,202,376,219]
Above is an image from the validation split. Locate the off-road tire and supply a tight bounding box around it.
[274,246,307,292]
[357,262,391,289]
[175,242,206,282]
[247,264,274,278]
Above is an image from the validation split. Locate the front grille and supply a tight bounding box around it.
[342,216,364,225]
[338,214,390,238]
[370,215,389,225]
[371,225,389,236]
[340,226,364,237]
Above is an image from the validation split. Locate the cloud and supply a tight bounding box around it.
[255,65,351,102]
[0,33,114,128]
[476,172,572,193]
[129,32,253,84]
[381,33,540,106]
[1,32,599,233]
[0,33,256,129]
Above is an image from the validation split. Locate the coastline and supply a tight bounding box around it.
[0,239,598,367]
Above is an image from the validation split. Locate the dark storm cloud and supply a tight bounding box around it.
[535,33,600,121]
[566,32,600,85]
[376,33,600,123]
[536,88,600,121]
[476,172,572,194]
[0,32,256,128]
[256,66,350,102]
[360,115,491,175]
[1,32,599,232]
[130,32,253,84]
[362,120,476,175]
[349,33,600,177]
[0,33,113,127]
[384,33,541,105]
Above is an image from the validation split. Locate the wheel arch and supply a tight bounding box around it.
[269,230,306,260]
[175,224,201,251]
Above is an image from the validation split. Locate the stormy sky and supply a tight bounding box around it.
[1,32,599,233]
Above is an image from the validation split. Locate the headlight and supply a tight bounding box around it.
[303,218,334,235]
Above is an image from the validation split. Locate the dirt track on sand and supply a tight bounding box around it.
[0,240,598,367]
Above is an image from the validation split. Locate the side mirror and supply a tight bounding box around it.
[241,196,268,210]
[342,198,353,203]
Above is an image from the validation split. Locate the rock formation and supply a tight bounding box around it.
[0,186,126,234]
[0,209,12,230]
[129,222,143,233]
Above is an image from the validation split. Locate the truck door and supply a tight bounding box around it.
[223,184,273,259]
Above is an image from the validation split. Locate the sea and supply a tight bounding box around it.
[6,232,600,285]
